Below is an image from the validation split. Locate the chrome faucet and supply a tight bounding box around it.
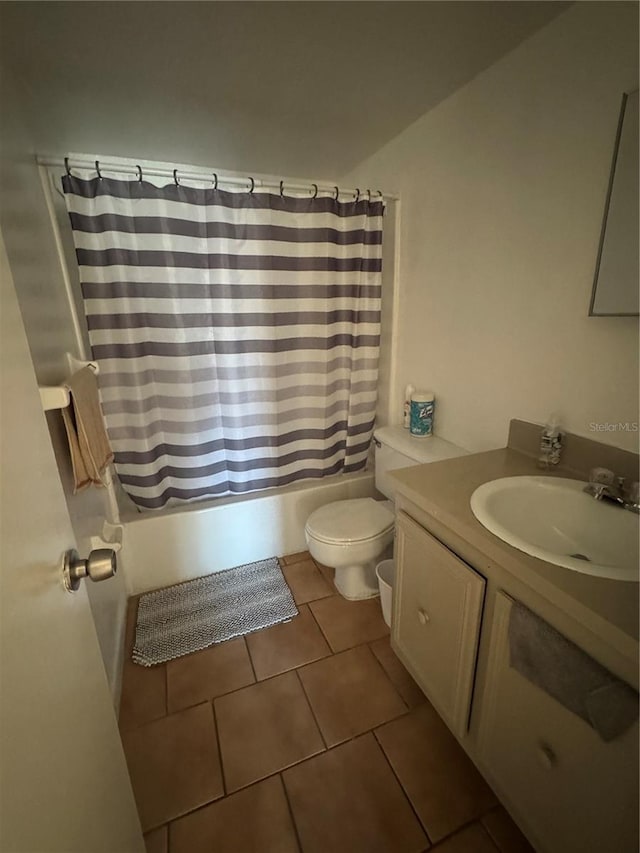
[584,468,640,513]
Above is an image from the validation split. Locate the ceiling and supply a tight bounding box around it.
[0,1,571,179]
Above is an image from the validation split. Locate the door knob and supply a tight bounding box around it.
[63,548,117,593]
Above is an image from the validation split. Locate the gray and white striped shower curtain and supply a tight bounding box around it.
[62,172,383,510]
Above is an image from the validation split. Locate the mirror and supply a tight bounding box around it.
[589,89,639,316]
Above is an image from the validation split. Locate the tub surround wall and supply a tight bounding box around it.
[375,199,399,428]
[341,2,639,454]
[0,68,75,384]
[122,473,375,595]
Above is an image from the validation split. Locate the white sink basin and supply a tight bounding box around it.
[470,476,639,581]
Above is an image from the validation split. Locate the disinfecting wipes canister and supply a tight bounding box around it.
[410,391,435,437]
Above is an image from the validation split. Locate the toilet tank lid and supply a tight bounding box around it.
[305,498,394,544]
[373,425,468,464]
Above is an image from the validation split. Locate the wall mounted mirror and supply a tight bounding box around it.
[589,89,639,316]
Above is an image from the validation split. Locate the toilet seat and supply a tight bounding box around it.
[305,498,394,545]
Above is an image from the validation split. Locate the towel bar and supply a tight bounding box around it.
[39,353,99,412]
[39,385,71,411]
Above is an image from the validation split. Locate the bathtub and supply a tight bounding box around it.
[120,471,376,595]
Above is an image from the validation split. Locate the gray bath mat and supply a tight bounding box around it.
[132,557,298,666]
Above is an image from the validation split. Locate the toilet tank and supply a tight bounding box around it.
[373,425,468,501]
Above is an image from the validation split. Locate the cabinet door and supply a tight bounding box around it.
[478,591,639,853]
[393,511,486,738]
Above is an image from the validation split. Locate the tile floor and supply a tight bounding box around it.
[120,551,533,853]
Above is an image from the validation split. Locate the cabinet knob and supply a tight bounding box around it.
[536,742,557,770]
[417,608,430,626]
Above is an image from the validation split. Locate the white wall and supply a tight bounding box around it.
[0,2,567,181]
[0,69,76,385]
[0,67,128,703]
[342,2,639,453]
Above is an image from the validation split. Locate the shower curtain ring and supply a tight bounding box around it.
[249,177,255,193]
[136,165,143,182]
[212,172,218,190]
[354,188,360,202]
[377,189,383,199]
[95,160,102,180]
[365,189,371,202]
[334,186,339,201]
[280,180,285,198]
[311,183,318,199]
[64,157,71,177]
[173,169,180,186]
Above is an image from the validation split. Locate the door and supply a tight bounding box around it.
[477,591,639,853]
[393,511,486,739]
[0,232,144,852]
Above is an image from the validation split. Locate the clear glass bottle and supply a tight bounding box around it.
[538,414,563,468]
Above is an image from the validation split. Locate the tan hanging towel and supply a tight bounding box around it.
[61,366,114,492]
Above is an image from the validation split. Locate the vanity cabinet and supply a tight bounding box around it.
[393,501,639,853]
[393,510,486,739]
[478,590,639,853]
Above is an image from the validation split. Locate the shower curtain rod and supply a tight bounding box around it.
[37,155,399,202]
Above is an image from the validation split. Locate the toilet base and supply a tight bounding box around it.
[334,560,380,601]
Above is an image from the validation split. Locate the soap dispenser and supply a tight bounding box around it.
[538,414,563,468]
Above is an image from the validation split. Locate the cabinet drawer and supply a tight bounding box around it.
[478,591,639,853]
[393,511,486,738]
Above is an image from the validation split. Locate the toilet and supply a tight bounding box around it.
[305,425,468,600]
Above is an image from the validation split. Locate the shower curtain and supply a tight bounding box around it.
[62,171,383,510]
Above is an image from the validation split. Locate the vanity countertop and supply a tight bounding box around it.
[391,446,639,664]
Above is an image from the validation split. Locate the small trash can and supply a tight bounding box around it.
[375,559,395,628]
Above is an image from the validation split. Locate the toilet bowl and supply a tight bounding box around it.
[305,498,395,600]
[304,426,469,602]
